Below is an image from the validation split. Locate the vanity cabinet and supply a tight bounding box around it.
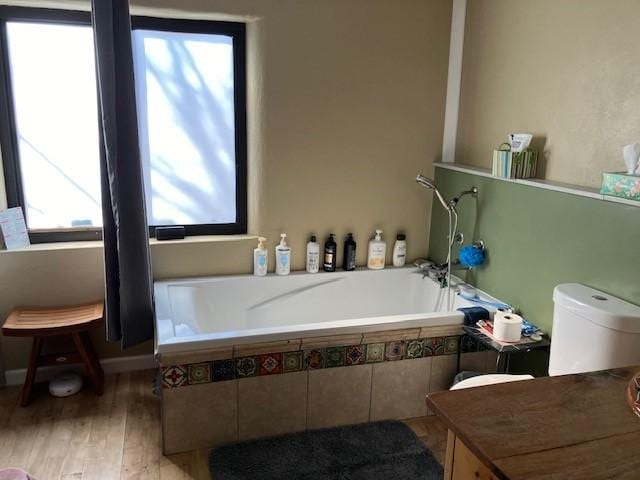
[445,431,497,480]
[427,367,640,480]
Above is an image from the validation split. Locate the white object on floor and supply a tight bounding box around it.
[49,372,83,397]
[451,374,533,390]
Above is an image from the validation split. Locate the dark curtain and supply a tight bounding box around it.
[92,0,154,348]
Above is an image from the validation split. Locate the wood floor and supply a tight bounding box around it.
[0,370,448,479]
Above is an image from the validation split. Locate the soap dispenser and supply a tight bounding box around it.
[367,229,386,270]
[253,236,268,276]
[275,233,291,275]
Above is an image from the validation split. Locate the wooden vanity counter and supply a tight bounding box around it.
[426,366,640,479]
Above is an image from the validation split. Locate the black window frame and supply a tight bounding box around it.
[0,7,247,243]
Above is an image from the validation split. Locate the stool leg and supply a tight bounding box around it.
[72,331,104,395]
[21,337,43,407]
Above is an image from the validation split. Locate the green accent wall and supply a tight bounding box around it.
[428,167,640,336]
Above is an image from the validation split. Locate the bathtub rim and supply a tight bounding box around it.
[153,267,500,355]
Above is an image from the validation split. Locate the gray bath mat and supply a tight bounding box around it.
[209,420,443,480]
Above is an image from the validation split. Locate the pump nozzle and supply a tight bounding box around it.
[257,236,266,248]
[279,233,288,245]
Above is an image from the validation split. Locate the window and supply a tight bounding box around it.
[131,17,247,235]
[0,8,247,242]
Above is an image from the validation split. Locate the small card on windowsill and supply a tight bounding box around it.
[0,207,30,250]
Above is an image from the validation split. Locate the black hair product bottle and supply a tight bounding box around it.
[323,234,337,272]
[343,233,357,271]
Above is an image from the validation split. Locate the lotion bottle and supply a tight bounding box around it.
[392,233,407,267]
[367,229,386,270]
[323,234,337,272]
[275,233,291,275]
[343,233,357,271]
[306,234,320,273]
[253,236,268,276]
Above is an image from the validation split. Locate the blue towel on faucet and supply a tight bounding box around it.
[458,306,490,326]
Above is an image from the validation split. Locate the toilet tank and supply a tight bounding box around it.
[549,284,640,376]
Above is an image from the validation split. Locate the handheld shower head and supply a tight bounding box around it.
[415,174,451,211]
[415,174,436,190]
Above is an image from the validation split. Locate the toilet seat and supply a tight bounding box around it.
[451,374,534,391]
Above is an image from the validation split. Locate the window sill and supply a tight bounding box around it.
[0,234,259,255]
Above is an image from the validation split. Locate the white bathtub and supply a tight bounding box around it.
[154,266,490,354]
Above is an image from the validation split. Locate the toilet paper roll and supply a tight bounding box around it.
[493,312,523,342]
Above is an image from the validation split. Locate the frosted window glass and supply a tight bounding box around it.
[6,22,102,230]
[133,29,237,226]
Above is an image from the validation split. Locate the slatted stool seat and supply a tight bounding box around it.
[2,302,105,406]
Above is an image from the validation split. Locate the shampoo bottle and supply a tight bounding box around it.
[367,229,386,270]
[275,233,291,275]
[253,236,268,276]
[306,234,320,273]
[392,233,407,267]
[342,233,357,271]
[323,234,337,272]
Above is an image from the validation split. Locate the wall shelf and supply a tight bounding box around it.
[434,162,639,208]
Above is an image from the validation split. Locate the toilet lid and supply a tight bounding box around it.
[450,374,534,391]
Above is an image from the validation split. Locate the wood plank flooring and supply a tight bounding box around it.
[0,370,447,479]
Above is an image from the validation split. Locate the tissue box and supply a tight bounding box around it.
[600,172,640,202]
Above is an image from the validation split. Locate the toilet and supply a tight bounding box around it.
[453,283,640,390]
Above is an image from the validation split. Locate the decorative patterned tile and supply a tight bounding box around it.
[365,343,385,363]
[325,346,346,368]
[282,351,304,373]
[213,359,235,382]
[460,335,479,353]
[385,341,405,361]
[259,353,282,375]
[236,357,258,378]
[345,345,365,366]
[304,349,325,370]
[424,337,445,356]
[162,365,187,388]
[444,336,459,354]
[405,339,425,359]
[187,362,212,385]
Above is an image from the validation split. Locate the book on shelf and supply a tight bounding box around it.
[492,148,538,179]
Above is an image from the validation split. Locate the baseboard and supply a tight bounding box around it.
[3,354,157,386]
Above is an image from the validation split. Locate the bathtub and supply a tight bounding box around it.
[155,267,499,454]
[155,266,477,354]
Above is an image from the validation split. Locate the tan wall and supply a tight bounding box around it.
[456,0,640,188]
[0,0,452,371]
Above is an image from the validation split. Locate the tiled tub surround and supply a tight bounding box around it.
[155,268,504,453]
[159,328,494,454]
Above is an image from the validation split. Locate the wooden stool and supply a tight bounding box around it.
[2,302,105,407]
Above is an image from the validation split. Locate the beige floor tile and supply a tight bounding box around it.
[238,372,308,441]
[163,380,238,454]
[307,365,372,429]
[370,357,432,421]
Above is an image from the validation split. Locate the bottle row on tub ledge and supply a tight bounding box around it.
[253,230,408,276]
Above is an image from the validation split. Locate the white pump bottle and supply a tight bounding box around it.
[275,233,291,275]
[367,229,386,270]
